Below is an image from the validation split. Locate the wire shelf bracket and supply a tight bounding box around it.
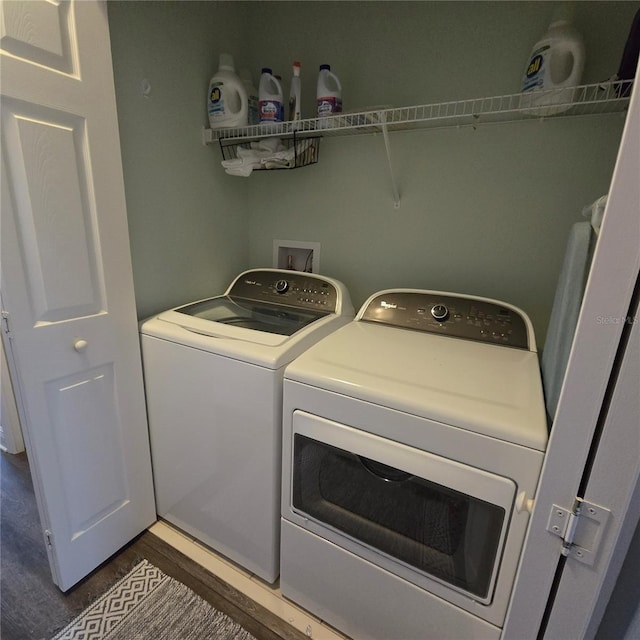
[202,81,632,209]
[380,115,401,209]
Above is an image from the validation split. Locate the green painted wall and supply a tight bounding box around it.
[108,1,638,344]
[108,0,252,319]
[240,1,637,345]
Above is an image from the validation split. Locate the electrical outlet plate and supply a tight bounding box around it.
[273,240,320,273]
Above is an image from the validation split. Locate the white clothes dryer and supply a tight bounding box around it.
[280,289,548,639]
[140,269,353,583]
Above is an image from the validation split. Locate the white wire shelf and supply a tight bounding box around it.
[204,80,632,144]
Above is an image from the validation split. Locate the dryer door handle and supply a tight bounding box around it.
[358,456,413,483]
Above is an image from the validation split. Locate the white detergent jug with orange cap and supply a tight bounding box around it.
[520,4,585,115]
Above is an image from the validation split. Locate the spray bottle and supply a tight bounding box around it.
[289,61,302,121]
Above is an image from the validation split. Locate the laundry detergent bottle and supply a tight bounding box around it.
[239,68,260,125]
[317,64,342,127]
[520,5,585,114]
[258,68,284,125]
[207,53,248,129]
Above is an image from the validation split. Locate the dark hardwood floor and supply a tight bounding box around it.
[0,451,306,640]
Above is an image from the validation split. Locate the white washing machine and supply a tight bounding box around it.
[140,268,353,583]
[280,289,548,639]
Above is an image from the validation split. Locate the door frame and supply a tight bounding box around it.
[544,288,640,639]
[1,327,25,454]
[503,67,640,638]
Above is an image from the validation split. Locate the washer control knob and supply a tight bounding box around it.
[275,279,289,294]
[431,304,449,322]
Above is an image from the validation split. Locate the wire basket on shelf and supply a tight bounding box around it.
[219,133,320,171]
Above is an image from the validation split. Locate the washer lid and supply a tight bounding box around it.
[142,309,353,368]
[140,270,356,368]
[173,295,330,336]
[285,321,548,451]
[151,268,354,341]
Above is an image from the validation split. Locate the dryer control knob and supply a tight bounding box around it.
[275,279,289,294]
[431,304,449,321]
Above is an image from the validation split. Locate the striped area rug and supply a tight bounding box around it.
[52,560,257,640]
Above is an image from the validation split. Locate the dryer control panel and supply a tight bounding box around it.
[229,270,339,313]
[359,290,531,350]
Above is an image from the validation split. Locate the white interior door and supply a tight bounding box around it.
[0,0,156,590]
[503,67,640,638]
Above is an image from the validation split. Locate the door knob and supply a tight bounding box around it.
[74,339,88,352]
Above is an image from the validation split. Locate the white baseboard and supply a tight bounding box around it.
[149,520,347,640]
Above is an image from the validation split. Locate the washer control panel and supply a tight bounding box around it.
[360,290,531,350]
[229,270,339,312]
